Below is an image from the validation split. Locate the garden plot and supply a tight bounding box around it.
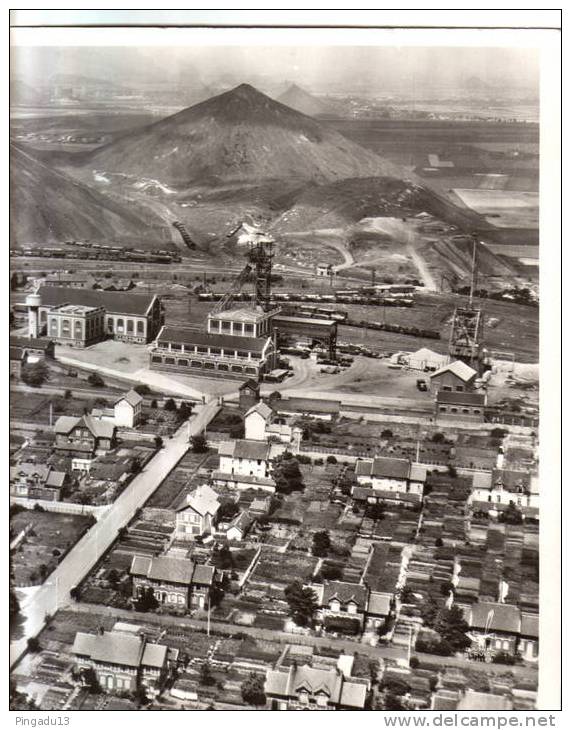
[10,509,94,587]
[146,450,214,509]
[249,552,318,589]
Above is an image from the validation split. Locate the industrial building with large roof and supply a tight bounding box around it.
[36,285,164,344]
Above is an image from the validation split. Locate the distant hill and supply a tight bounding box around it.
[86,83,403,188]
[10,144,166,246]
[277,84,332,117]
[463,76,492,92]
[10,79,41,106]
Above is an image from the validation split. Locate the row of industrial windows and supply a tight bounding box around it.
[158,341,260,359]
[152,354,258,375]
[210,320,256,335]
[438,406,481,415]
[107,318,145,334]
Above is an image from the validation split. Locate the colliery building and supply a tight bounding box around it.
[150,307,277,380]
[36,286,164,345]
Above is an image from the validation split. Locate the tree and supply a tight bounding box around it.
[326,454,337,464]
[27,637,41,653]
[273,454,304,495]
[312,530,331,558]
[150,399,158,409]
[268,391,282,403]
[154,436,163,450]
[284,581,319,627]
[217,545,234,571]
[432,606,471,653]
[499,503,524,525]
[319,563,343,582]
[241,673,266,706]
[447,464,458,478]
[21,361,49,387]
[108,569,120,586]
[178,401,193,420]
[409,656,420,669]
[399,586,417,604]
[218,502,240,522]
[191,433,208,453]
[133,384,151,395]
[134,587,159,612]
[420,596,440,625]
[164,398,177,412]
[9,590,20,620]
[381,429,394,439]
[199,662,216,686]
[87,372,104,388]
[365,502,386,521]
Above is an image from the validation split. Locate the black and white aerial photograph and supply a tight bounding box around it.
[8,10,562,718]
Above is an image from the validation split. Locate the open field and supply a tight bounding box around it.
[453,189,539,229]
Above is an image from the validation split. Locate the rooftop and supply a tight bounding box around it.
[321,581,368,609]
[272,314,337,327]
[115,389,144,408]
[175,484,220,516]
[457,690,513,711]
[72,630,167,669]
[465,601,522,634]
[437,390,486,406]
[245,401,274,421]
[355,456,423,482]
[274,397,340,415]
[51,303,103,315]
[210,307,268,323]
[130,554,215,587]
[9,335,53,351]
[432,360,478,383]
[38,285,157,317]
[156,325,268,354]
[54,414,116,440]
[219,438,271,461]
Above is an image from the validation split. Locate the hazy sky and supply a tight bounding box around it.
[11,45,539,94]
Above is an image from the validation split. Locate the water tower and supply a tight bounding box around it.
[25,291,42,339]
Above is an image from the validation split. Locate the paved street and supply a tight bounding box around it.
[10,400,220,669]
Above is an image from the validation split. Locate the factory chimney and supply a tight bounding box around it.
[26,290,42,339]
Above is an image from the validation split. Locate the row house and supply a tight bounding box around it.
[130,554,215,610]
[72,626,174,696]
[463,601,539,662]
[265,664,368,710]
[471,469,539,513]
[214,438,277,492]
[311,580,393,634]
[54,414,116,471]
[354,456,427,504]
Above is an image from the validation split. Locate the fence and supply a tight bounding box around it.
[9,497,108,518]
